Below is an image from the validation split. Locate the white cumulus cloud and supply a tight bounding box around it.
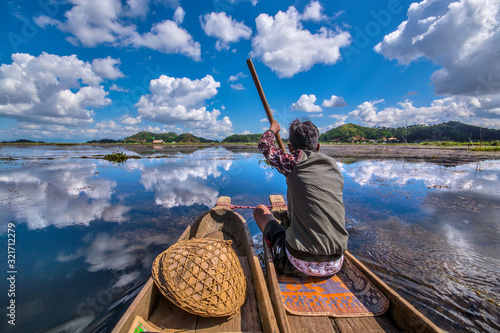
[291,94,322,112]
[173,6,185,24]
[91,56,125,80]
[250,3,351,77]
[35,1,201,60]
[125,19,201,60]
[0,52,112,126]
[109,83,129,92]
[123,0,151,18]
[374,0,500,97]
[34,0,137,47]
[201,12,252,51]
[136,74,233,139]
[322,95,347,108]
[229,0,260,6]
[320,114,348,132]
[302,1,328,22]
[121,116,142,125]
[228,72,247,82]
[349,96,500,129]
[230,83,245,90]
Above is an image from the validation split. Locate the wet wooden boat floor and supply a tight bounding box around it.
[147,206,400,333]
[285,314,400,333]
[115,196,440,333]
[267,194,401,333]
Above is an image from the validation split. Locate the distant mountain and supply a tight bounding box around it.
[86,138,120,144]
[216,121,500,143]
[222,134,262,143]
[124,131,177,143]
[176,133,215,143]
[320,121,500,143]
[319,123,383,142]
[124,131,216,143]
[1,139,45,143]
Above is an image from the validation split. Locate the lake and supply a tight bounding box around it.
[0,145,498,332]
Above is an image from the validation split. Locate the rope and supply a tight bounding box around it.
[216,203,287,210]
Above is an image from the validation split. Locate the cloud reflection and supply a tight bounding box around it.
[0,162,130,229]
[139,149,234,208]
[57,231,176,288]
[0,147,240,229]
[344,160,500,196]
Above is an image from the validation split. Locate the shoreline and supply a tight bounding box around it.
[318,144,500,166]
[1,143,498,166]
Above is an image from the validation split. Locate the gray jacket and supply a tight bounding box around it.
[285,150,348,262]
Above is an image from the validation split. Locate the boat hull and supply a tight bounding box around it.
[112,196,279,333]
[265,194,443,333]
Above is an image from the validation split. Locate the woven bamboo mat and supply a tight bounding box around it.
[277,259,389,317]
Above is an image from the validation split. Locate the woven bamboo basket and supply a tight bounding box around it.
[152,238,247,317]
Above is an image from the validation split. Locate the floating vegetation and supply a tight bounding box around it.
[103,151,140,163]
[471,147,500,151]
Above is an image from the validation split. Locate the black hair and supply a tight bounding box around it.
[288,118,319,150]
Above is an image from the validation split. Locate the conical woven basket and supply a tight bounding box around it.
[152,238,247,317]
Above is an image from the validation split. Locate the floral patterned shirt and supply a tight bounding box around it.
[259,130,344,276]
[258,130,302,176]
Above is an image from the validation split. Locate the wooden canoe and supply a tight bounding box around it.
[112,196,279,333]
[265,194,443,333]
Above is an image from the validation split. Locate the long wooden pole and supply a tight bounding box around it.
[246,59,287,152]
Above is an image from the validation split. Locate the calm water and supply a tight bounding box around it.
[0,145,499,333]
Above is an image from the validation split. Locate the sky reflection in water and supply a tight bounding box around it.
[0,146,498,333]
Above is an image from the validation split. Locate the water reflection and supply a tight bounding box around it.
[342,160,500,333]
[0,161,130,229]
[0,148,242,229]
[58,231,175,288]
[342,160,500,196]
[138,150,233,208]
[0,147,255,333]
[0,147,498,333]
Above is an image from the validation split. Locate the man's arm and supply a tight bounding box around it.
[258,121,301,176]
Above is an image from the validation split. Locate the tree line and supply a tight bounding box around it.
[319,121,500,143]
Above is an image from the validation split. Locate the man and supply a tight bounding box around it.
[254,119,348,277]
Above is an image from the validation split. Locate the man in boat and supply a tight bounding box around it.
[254,119,348,277]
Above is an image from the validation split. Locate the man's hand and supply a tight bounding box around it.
[270,120,281,134]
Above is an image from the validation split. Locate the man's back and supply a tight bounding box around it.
[254,118,348,277]
[286,150,348,261]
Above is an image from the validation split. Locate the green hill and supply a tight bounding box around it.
[395,121,500,142]
[222,134,262,143]
[319,123,390,142]
[320,121,500,143]
[217,121,500,143]
[2,139,46,143]
[176,133,214,143]
[124,131,215,143]
[86,138,120,144]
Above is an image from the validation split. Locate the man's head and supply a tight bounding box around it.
[288,118,320,151]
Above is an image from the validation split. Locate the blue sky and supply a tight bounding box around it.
[1,0,499,142]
